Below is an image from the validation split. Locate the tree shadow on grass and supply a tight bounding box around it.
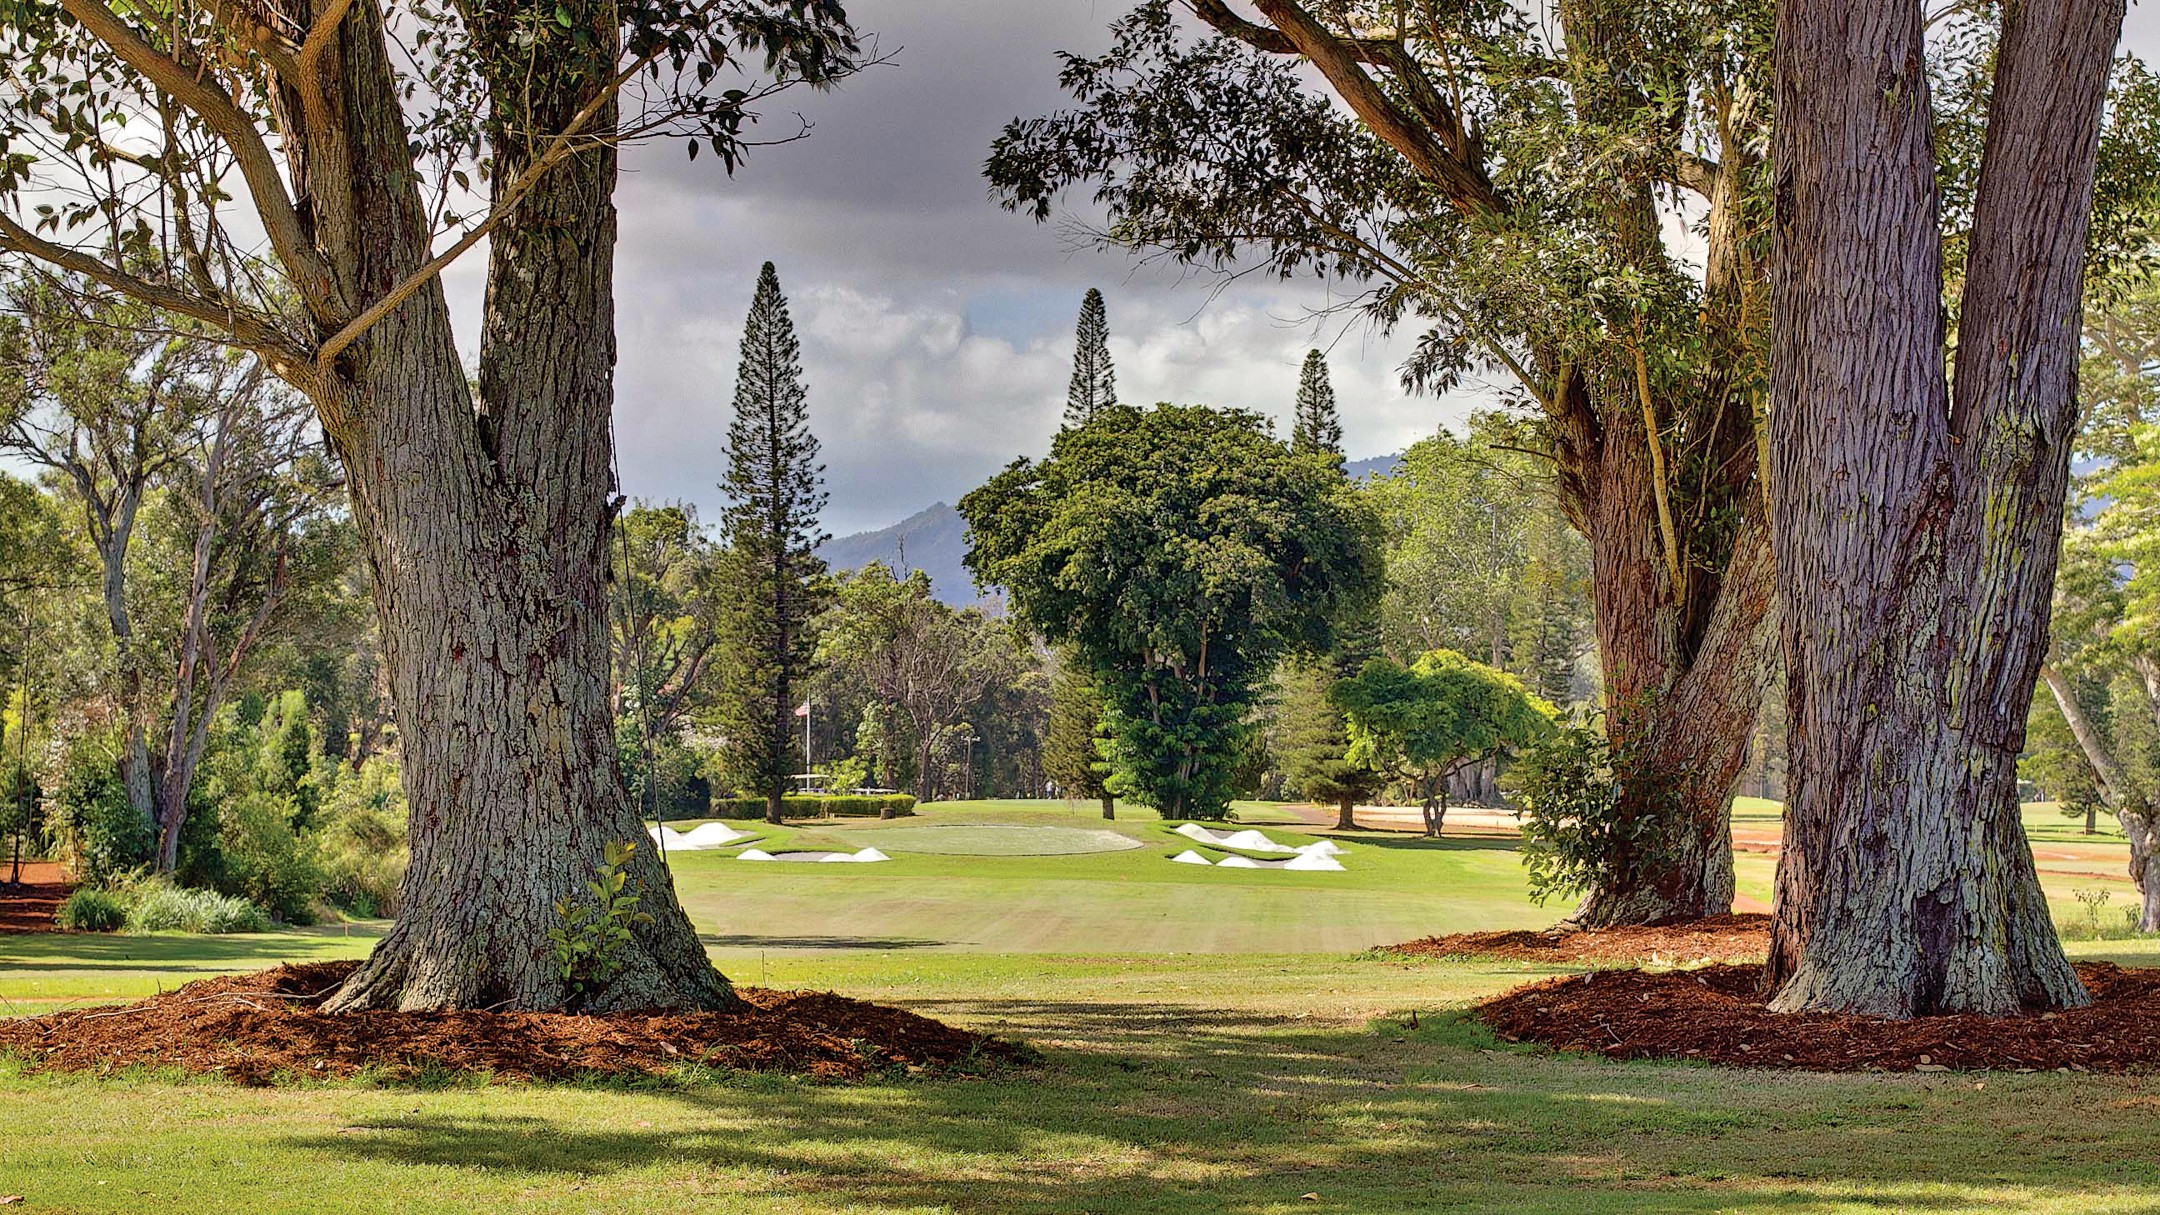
[0,928,380,974]
[1346,833,1524,854]
[698,933,949,951]
[287,994,2160,1214]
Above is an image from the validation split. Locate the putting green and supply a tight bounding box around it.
[830,823,1144,856]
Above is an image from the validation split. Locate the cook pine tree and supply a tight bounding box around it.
[1292,349,1344,458]
[1065,288,1117,427]
[719,263,831,827]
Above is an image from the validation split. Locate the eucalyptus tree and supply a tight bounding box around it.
[609,503,723,742]
[0,0,865,1010]
[1763,0,2126,1015]
[2027,278,2160,931]
[962,404,1382,820]
[0,275,340,874]
[989,0,1776,922]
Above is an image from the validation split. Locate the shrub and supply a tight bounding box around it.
[217,792,321,925]
[50,746,154,885]
[710,793,917,820]
[122,881,270,934]
[313,756,408,918]
[55,886,126,932]
[1511,706,1679,906]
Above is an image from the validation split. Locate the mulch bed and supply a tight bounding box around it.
[0,961,1028,1083]
[1478,961,2160,1073]
[1384,914,1770,965]
[0,863,73,934]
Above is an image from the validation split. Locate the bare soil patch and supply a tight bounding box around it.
[0,863,73,934]
[0,961,1027,1083]
[1477,961,2160,1073]
[1385,914,1770,965]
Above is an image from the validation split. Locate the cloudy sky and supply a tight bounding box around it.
[445,1,2160,537]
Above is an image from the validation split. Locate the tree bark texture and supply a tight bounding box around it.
[269,0,730,1013]
[1764,0,2121,1015]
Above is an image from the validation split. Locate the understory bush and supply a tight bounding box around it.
[50,744,154,885]
[710,793,917,820]
[54,886,126,932]
[1511,707,1679,906]
[120,880,270,934]
[312,755,408,918]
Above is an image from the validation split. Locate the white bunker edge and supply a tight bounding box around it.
[736,847,891,864]
[649,822,759,851]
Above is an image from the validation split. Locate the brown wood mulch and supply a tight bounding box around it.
[1476,961,2160,1073]
[0,961,1028,1083]
[1384,914,1771,965]
[0,863,73,934]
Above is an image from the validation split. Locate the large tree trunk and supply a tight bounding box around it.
[305,0,730,1013]
[1333,797,1354,831]
[1763,0,2120,1016]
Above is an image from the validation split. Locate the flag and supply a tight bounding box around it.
[794,702,810,718]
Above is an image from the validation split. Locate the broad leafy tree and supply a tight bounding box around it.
[714,263,830,826]
[989,0,1777,922]
[815,564,1022,806]
[962,403,1382,820]
[0,0,866,1009]
[1763,0,2126,1015]
[2033,278,2160,929]
[1333,649,1554,837]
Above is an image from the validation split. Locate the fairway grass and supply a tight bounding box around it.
[6,798,2160,1213]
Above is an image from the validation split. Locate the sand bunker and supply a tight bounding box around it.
[650,822,757,851]
[738,848,890,863]
[1168,849,1345,871]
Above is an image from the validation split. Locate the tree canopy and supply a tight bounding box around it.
[961,402,1381,819]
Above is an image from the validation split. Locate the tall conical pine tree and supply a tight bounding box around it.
[718,262,832,826]
[1292,349,1344,458]
[1064,288,1116,428]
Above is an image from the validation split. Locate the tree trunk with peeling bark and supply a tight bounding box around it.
[1763,0,2121,1016]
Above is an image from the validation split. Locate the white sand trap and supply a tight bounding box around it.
[1295,840,1346,857]
[1169,849,1214,865]
[1281,851,1346,871]
[1214,854,1263,868]
[1173,823,1302,853]
[739,847,888,863]
[650,822,756,851]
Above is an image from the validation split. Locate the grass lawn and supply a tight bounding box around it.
[5,798,2159,1214]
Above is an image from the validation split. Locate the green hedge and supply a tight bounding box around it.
[709,793,917,820]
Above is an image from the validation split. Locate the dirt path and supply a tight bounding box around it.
[0,862,72,934]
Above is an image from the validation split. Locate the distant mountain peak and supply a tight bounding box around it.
[818,453,1401,606]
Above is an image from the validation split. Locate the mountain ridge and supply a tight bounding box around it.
[816,452,1402,606]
